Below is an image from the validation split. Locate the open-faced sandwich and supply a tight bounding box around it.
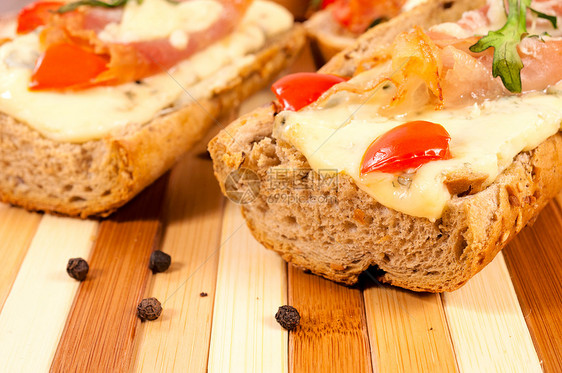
[0,0,305,217]
[210,0,562,292]
[305,0,476,64]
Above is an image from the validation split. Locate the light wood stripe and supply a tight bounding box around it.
[362,281,458,372]
[0,215,98,372]
[51,177,168,372]
[289,265,372,373]
[0,204,42,311]
[132,148,226,372]
[442,253,541,372]
[503,199,562,372]
[208,202,288,373]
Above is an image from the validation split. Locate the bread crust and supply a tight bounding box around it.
[306,0,485,68]
[209,104,562,292]
[210,0,562,292]
[0,25,306,218]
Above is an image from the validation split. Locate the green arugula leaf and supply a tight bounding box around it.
[530,7,558,28]
[469,0,530,93]
[57,0,176,13]
[310,0,323,11]
[57,0,129,13]
[368,17,387,29]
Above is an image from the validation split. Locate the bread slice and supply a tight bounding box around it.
[209,103,562,292]
[0,23,306,218]
[209,0,562,292]
[306,0,485,66]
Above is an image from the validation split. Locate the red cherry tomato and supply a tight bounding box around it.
[360,121,452,174]
[321,0,336,9]
[16,1,64,34]
[331,0,405,34]
[271,72,347,111]
[30,43,109,90]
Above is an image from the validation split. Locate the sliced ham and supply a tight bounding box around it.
[32,0,253,89]
[330,0,406,34]
[330,0,562,112]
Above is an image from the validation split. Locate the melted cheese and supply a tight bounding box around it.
[402,0,428,12]
[0,0,293,142]
[98,0,224,43]
[275,0,562,221]
[430,0,562,39]
[275,88,562,221]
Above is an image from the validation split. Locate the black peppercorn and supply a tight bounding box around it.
[275,305,300,330]
[137,297,162,321]
[200,292,208,297]
[149,250,171,274]
[66,258,89,281]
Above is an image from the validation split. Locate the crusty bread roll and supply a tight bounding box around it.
[209,0,562,292]
[0,9,306,217]
[306,0,484,66]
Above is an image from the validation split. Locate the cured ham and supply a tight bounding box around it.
[322,0,562,113]
[330,0,407,34]
[17,0,253,90]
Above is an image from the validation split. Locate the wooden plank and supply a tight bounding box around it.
[289,265,372,373]
[208,202,288,373]
[0,215,98,372]
[362,280,458,372]
[51,176,168,372]
[443,253,541,372]
[132,145,226,372]
[0,204,42,311]
[502,198,562,373]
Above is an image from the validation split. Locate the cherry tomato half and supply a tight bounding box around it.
[321,0,336,9]
[360,121,452,174]
[16,1,64,34]
[331,0,405,34]
[271,72,347,111]
[30,43,109,90]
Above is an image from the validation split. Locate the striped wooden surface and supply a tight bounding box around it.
[0,43,561,373]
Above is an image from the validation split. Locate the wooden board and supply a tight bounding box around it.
[51,177,168,372]
[443,254,541,372]
[208,202,288,373]
[0,215,98,372]
[0,205,41,311]
[133,135,227,373]
[289,265,372,373]
[0,42,561,372]
[362,281,457,372]
[502,199,562,373]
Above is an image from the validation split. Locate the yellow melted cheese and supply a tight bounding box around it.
[98,0,224,44]
[274,85,562,221]
[276,0,562,221]
[0,0,293,142]
[402,0,428,12]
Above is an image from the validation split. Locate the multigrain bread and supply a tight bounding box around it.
[209,105,562,292]
[306,0,485,65]
[209,0,562,292]
[0,22,306,218]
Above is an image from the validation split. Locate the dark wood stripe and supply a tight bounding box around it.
[503,199,562,373]
[51,176,168,372]
[288,265,373,373]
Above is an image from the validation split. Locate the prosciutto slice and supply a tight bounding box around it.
[32,0,253,89]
